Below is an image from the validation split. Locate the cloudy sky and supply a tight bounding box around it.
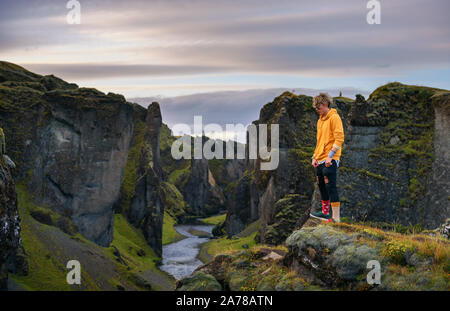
[0,0,449,140]
[1,0,449,96]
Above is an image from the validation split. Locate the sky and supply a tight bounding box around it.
[0,0,449,140]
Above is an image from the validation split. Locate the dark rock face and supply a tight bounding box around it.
[184,158,210,216]
[27,90,134,246]
[0,159,28,290]
[0,62,165,253]
[128,102,165,256]
[264,194,311,245]
[339,84,449,228]
[225,172,254,236]
[184,157,226,217]
[421,92,450,227]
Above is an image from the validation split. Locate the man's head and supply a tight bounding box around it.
[313,93,332,116]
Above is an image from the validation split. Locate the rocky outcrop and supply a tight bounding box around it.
[175,271,222,291]
[285,225,380,288]
[0,62,165,253]
[0,156,28,290]
[24,89,134,246]
[165,136,233,219]
[422,92,450,226]
[179,222,449,291]
[184,157,226,217]
[225,171,256,236]
[128,102,165,256]
[284,224,449,290]
[263,194,311,245]
[339,84,449,228]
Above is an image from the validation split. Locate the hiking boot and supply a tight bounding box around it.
[310,210,332,221]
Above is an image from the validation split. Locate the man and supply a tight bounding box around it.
[310,93,344,223]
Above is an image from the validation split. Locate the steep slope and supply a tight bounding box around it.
[10,185,174,291]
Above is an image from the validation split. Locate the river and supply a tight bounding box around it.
[160,224,214,280]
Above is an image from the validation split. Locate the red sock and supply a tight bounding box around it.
[322,200,330,215]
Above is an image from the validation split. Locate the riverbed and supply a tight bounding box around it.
[160,224,214,280]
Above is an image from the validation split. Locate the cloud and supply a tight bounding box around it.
[20,63,236,79]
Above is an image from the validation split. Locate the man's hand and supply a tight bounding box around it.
[325,157,332,167]
[312,159,319,167]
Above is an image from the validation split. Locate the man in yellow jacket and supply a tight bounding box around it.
[310,93,344,223]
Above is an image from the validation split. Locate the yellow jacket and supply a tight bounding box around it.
[313,108,344,162]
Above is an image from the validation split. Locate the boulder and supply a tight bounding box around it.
[176,271,222,291]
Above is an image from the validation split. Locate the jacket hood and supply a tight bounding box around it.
[320,108,337,121]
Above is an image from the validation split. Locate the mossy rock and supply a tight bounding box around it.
[255,274,280,291]
[331,244,380,281]
[274,274,304,291]
[227,271,249,291]
[177,271,222,291]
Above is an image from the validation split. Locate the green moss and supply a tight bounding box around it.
[199,232,258,262]
[11,186,76,290]
[200,213,227,225]
[343,184,353,191]
[160,181,185,220]
[108,214,176,290]
[356,168,389,181]
[208,158,225,185]
[162,212,186,245]
[118,120,147,215]
[108,215,161,281]
[382,240,413,265]
[223,179,239,197]
[168,161,191,190]
[340,197,350,204]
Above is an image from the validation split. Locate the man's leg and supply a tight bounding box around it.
[310,164,332,220]
[323,160,340,222]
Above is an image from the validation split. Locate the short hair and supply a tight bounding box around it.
[313,93,333,108]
